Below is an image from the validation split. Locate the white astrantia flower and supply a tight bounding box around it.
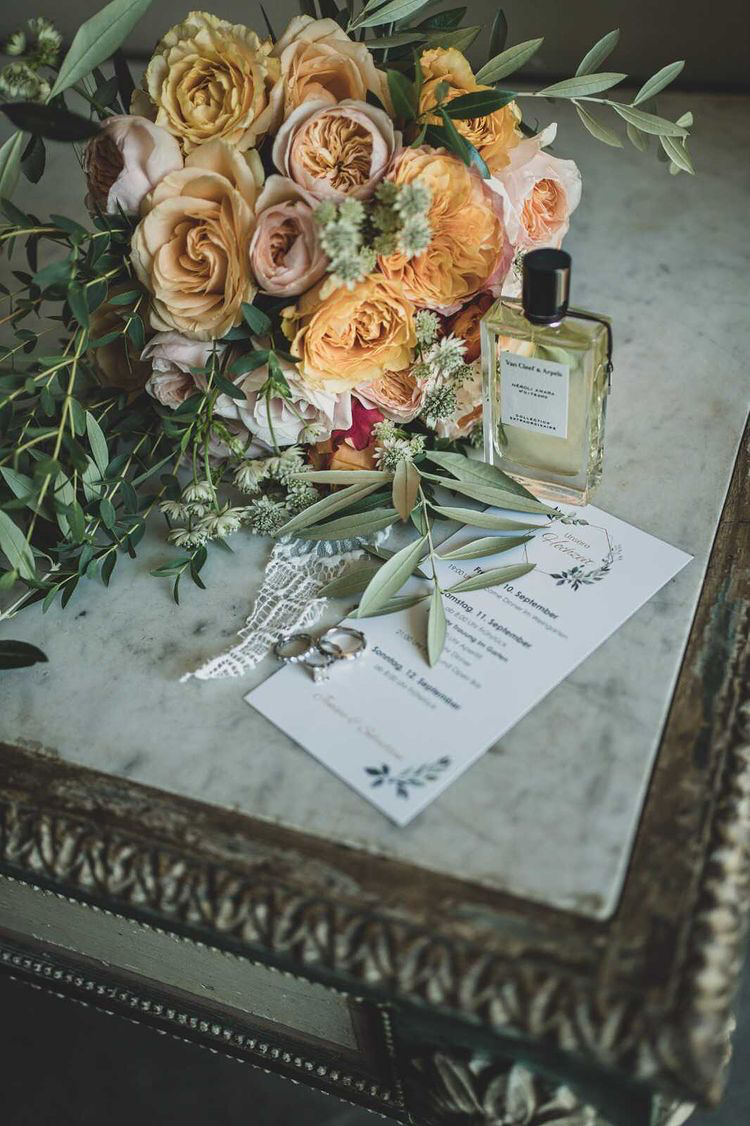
[182,482,213,505]
[197,505,246,539]
[167,527,208,549]
[160,499,189,522]
[375,434,425,472]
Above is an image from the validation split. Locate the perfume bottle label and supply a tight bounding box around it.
[499,350,569,439]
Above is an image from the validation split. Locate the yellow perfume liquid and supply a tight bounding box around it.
[480,250,611,505]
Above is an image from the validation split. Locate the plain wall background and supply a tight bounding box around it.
[1,1,747,89]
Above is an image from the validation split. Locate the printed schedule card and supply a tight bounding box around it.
[247,506,691,825]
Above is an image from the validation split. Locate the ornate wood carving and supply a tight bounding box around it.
[1,428,748,1114]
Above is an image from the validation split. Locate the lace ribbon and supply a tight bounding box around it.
[182,535,378,681]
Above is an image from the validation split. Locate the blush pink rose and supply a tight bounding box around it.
[272,98,398,201]
[142,333,226,408]
[355,368,427,423]
[490,125,581,264]
[85,115,183,214]
[249,176,327,297]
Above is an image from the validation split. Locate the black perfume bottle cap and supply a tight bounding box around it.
[522,249,571,325]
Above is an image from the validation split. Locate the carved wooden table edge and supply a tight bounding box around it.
[1,420,748,1125]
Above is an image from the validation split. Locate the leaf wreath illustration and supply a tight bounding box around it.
[365,757,452,799]
[550,541,623,590]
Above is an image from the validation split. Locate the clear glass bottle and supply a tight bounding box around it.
[480,249,612,505]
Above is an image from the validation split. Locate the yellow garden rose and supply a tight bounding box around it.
[283,275,416,393]
[418,47,522,173]
[272,16,390,118]
[378,148,512,312]
[135,11,282,154]
[131,142,260,340]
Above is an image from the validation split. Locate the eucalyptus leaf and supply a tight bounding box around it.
[475,38,543,85]
[357,592,429,618]
[447,561,534,593]
[430,504,539,532]
[539,73,626,98]
[611,103,687,137]
[392,459,420,521]
[275,480,382,536]
[443,89,517,119]
[240,301,272,335]
[575,103,622,147]
[427,585,446,666]
[438,533,533,561]
[352,0,430,29]
[0,639,48,670]
[85,411,109,475]
[626,122,649,151]
[295,507,398,541]
[632,60,685,106]
[50,0,154,98]
[357,534,427,617]
[659,135,694,174]
[0,509,36,580]
[575,29,620,76]
[318,562,382,597]
[426,450,537,500]
[0,131,25,200]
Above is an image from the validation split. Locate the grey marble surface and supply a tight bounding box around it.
[1,93,749,919]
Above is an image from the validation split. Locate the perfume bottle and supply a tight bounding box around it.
[480,249,612,505]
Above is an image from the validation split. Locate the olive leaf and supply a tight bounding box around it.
[352,0,430,31]
[626,122,649,151]
[438,533,532,561]
[358,592,430,618]
[575,29,620,76]
[539,73,626,98]
[1,103,100,142]
[424,472,552,514]
[365,32,424,50]
[443,89,517,119]
[610,103,687,137]
[290,469,390,485]
[387,69,418,120]
[85,412,109,476]
[275,480,383,536]
[427,585,447,666]
[488,9,508,59]
[0,510,36,580]
[447,562,534,594]
[424,26,481,53]
[430,504,539,532]
[50,0,154,99]
[392,459,420,521]
[357,534,428,617]
[633,60,685,106]
[296,507,398,540]
[575,103,622,147]
[318,562,382,597]
[475,38,543,85]
[659,135,694,174]
[426,450,537,500]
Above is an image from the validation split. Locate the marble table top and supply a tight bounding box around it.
[1,92,749,921]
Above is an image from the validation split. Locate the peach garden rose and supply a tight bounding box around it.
[283,274,416,393]
[131,141,260,341]
[418,47,522,173]
[494,127,582,253]
[271,16,389,118]
[378,148,512,313]
[134,12,281,153]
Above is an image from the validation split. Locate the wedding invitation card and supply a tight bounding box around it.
[247,506,691,826]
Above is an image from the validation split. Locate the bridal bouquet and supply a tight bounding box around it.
[0,0,693,664]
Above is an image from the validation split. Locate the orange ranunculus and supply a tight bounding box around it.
[283,274,416,393]
[378,148,512,313]
[418,47,522,173]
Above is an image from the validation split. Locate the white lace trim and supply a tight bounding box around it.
[182,534,381,681]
